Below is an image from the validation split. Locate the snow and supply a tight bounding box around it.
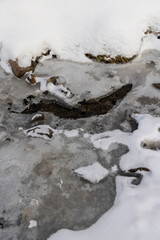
[23,125,80,140]
[28,220,37,229]
[64,130,79,138]
[47,114,160,240]
[110,165,118,173]
[0,0,160,71]
[31,113,44,121]
[23,125,54,140]
[74,162,109,184]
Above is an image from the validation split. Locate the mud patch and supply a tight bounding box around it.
[85,54,136,64]
[128,167,150,173]
[21,84,132,119]
[34,159,53,178]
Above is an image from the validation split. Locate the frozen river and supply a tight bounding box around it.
[1,50,160,240]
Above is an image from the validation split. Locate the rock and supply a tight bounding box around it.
[9,60,34,78]
[27,74,36,85]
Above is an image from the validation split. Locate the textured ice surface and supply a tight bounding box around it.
[1,50,160,240]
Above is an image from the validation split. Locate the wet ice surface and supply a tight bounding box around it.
[1,50,160,240]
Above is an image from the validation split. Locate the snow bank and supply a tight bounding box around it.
[0,0,160,71]
[48,114,160,240]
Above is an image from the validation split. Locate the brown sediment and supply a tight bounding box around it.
[27,74,36,85]
[152,83,160,89]
[9,60,34,78]
[85,54,136,64]
[144,27,160,36]
[9,49,57,78]
[21,84,132,119]
[47,76,59,84]
[128,167,150,173]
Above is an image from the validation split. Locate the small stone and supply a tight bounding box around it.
[27,74,36,85]
[47,76,58,84]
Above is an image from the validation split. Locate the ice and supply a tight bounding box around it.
[1,50,160,240]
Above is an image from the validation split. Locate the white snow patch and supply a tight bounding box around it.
[64,130,79,138]
[111,165,118,173]
[74,162,109,184]
[32,76,73,100]
[23,125,54,140]
[23,125,81,140]
[28,220,37,229]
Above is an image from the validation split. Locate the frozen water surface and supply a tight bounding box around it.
[1,50,160,239]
